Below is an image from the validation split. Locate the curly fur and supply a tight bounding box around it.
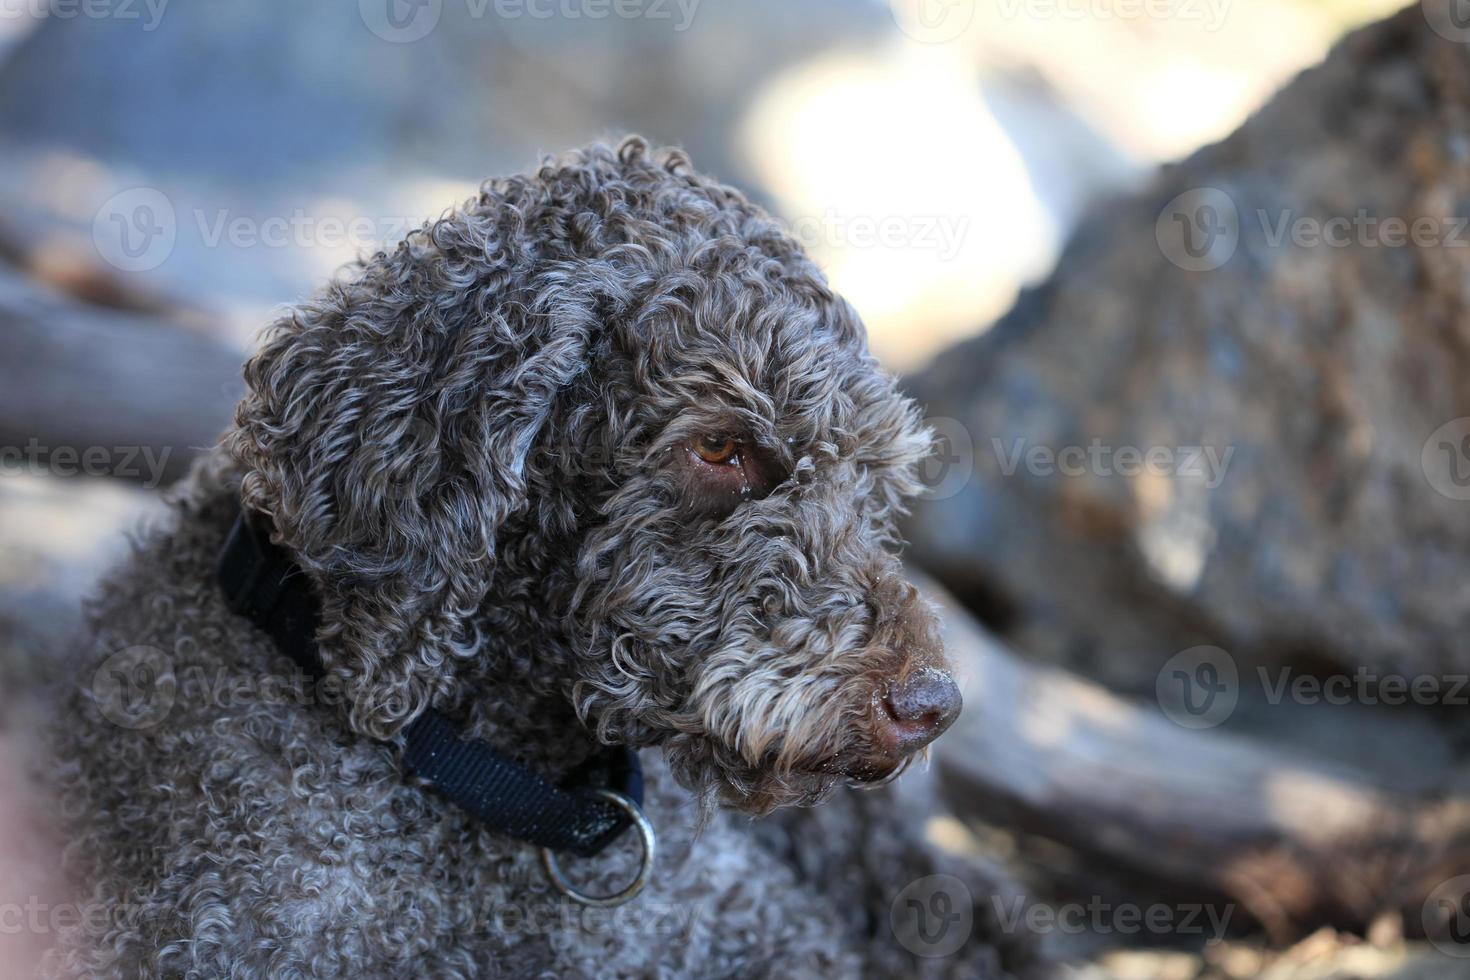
[38,138,1038,978]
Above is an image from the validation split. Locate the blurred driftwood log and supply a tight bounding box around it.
[0,256,241,486]
[908,2,1470,942]
[930,581,1470,943]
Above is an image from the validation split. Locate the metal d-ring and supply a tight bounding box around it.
[540,789,656,907]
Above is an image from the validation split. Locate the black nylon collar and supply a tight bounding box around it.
[215,506,643,859]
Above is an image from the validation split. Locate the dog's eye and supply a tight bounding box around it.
[694,435,739,465]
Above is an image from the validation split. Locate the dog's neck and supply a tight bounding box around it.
[205,462,608,786]
[451,654,603,783]
[445,521,610,782]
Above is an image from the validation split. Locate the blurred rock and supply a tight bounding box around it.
[905,5,1470,696]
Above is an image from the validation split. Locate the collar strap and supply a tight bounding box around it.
[215,506,643,860]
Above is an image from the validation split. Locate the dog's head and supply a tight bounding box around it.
[230,138,958,813]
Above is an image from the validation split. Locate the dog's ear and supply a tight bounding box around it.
[228,217,604,740]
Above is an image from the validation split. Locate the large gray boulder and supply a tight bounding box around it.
[906,3,1470,697]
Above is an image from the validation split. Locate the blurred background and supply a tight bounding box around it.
[2,0,1461,977]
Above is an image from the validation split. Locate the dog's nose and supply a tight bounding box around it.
[879,668,962,754]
